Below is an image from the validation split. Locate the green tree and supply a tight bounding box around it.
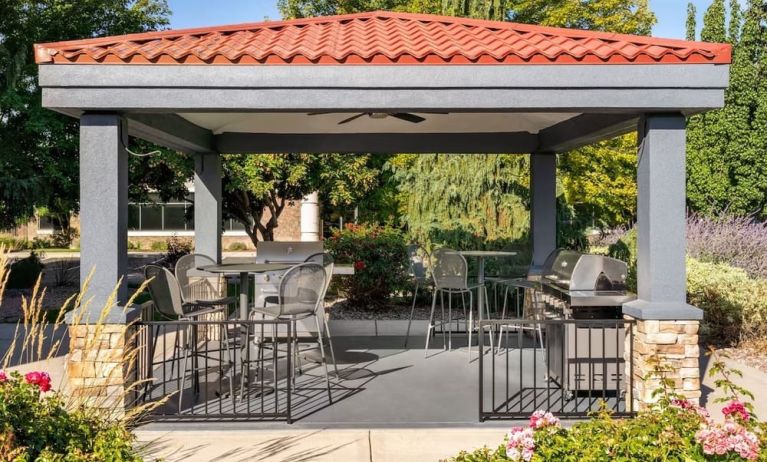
[686,0,767,217]
[0,0,170,231]
[686,2,697,40]
[223,154,379,244]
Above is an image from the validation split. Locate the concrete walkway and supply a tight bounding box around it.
[135,427,509,462]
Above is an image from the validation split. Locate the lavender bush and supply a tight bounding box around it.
[687,213,767,280]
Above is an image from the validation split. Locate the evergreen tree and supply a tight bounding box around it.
[686,3,697,40]
[686,0,767,217]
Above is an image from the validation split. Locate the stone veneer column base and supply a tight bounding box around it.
[67,324,135,417]
[624,315,701,410]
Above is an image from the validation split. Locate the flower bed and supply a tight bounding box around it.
[0,370,142,461]
[450,353,767,461]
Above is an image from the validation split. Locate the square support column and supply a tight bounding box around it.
[194,153,222,261]
[78,113,129,318]
[530,153,557,271]
[623,114,701,320]
[623,114,702,408]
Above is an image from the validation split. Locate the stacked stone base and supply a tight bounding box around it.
[625,316,701,410]
[67,324,134,415]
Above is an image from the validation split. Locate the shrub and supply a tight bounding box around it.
[0,237,29,251]
[0,370,142,461]
[6,251,44,289]
[687,213,767,280]
[51,227,79,248]
[607,227,637,291]
[325,223,409,307]
[127,240,142,251]
[149,240,167,251]
[162,235,193,269]
[228,241,248,251]
[450,352,766,462]
[687,258,767,344]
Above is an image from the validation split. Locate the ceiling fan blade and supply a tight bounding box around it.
[338,113,367,125]
[390,112,426,123]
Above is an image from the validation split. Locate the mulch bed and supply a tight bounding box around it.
[325,298,435,320]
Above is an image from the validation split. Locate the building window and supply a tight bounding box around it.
[128,201,193,232]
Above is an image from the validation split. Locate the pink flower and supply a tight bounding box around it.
[722,400,750,422]
[529,410,560,430]
[671,398,712,424]
[24,371,51,393]
[0,371,7,383]
[505,427,535,462]
[696,421,760,461]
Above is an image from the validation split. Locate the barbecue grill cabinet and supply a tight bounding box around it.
[536,249,636,398]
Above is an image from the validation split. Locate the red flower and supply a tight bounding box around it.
[24,371,52,392]
[353,260,366,271]
[723,400,750,422]
[0,371,7,383]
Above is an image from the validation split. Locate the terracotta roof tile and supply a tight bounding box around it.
[33,11,732,65]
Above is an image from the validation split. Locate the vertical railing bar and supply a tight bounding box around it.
[273,322,279,416]
[261,320,266,415]
[286,321,292,424]
[533,318,548,411]
[602,323,607,407]
[505,324,509,412]
[491,323,495,411]
[629,320,635,414]
[588,323,593,409]
[615,319,620,412]
[561,320,566,415]
[546,320,551,413]
[574,321,579,414]
[518,323,523,414]
[246,321,252,417]
[478,320,484,421]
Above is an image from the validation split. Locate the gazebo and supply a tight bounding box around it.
[34,11,730,416]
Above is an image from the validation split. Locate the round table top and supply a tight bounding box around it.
[198,263,292,274]
[451,250,518,257]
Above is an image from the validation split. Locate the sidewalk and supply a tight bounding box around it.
[135,428,509,462]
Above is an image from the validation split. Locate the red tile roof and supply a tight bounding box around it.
[34,11,731,65]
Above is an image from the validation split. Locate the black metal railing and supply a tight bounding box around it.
[133,318,294,422]
[478,318,636,421]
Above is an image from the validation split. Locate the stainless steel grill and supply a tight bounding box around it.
[534,249,635,397]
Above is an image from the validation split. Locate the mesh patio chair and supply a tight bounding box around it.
[425,248,493,361]
[144,264,234,410]
[304,252,338,375]
[175,254,234,306]
[404,244,431,348]
[246,263,332,402]
[495,279,545,353]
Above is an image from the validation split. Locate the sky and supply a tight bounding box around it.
[167,0,731,40]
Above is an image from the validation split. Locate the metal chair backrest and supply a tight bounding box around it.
[175,253,224,303]
[277,263,326,317]
[407,244,428,282]
[431,248,469,290]
[305,252,334,300]
[144,265,185,319]
[255,241,323,264]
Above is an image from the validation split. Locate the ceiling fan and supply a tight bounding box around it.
[307,112,445,125]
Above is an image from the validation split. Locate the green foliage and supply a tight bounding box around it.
[162,236,192,268]
[227,241,248,251]
[325,223,409,307]
[607,227,637,290]
[558,134,638,229]
[687,257,767,345]
[0,0,171,230]
[686,0,767,218]
[0,370,142,461]
[507,0,656,34]
[451,355,767,461]
[392,154,531,255]
[223,153,378,245]
[687,2,697,40]
[6,251,43,290]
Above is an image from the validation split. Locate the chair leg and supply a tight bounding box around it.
[314,315,332,403]
[424,290,438,357]
[322,316,339,376]
[496,285,510,354]
[440,290,447,350]
[178,325,190,411]
[404,282,419,348]
[293,319,303,375]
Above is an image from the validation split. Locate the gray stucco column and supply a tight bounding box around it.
[194,153,222,261]
[623,114,702,320]
[78,113,129,320]
[530,153,557,271]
